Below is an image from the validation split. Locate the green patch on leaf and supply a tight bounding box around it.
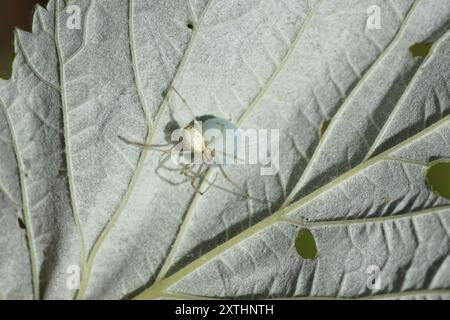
[409,42,433,58]
[295,228,318,260]
[426,160,450,199]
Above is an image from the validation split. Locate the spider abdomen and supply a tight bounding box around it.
[201,117,241,165]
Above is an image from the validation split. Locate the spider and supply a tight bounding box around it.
[119,87,263,203]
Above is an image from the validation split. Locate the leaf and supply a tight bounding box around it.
[0,0,449,300]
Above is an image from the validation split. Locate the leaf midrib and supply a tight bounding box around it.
[54,0,87,300]
[153,0,324,284]
[136,0,438,298]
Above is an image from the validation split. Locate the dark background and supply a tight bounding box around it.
[0,0,48,79]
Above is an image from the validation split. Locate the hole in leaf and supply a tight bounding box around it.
[187,22,194,30]
[295,228,318,260]
[409,42,433,58]
[320,119,330,137]
[426,160,450,200]
[17,218,25,229]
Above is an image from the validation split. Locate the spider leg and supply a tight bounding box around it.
[218,166,264,203]
[184,167,242,198]
[156,148,189,171]
[218,166,247,195]
[118,135,172,151]
[195,164,204,176]
[171,86,196,120]
[158,174,189,186]
[159,163,190,173]
[181,163,195,175]
[155,153,171,171]
[155,153,189,185]
[183,164,204,195]
[190,176,204,195]
[183,164,216,195]
[198,167,218,195]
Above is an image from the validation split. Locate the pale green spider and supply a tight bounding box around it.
[119,87,263,203]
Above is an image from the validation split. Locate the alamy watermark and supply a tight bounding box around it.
[168,122,280,176]
[66,5,82,30]
[366,5,382,30]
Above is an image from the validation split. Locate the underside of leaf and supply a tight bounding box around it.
[0,0,449,300]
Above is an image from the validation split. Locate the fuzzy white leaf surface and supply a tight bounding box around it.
[0,0,449,300]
